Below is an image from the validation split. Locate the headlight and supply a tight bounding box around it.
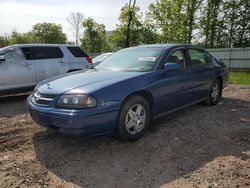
[57,94,97,109]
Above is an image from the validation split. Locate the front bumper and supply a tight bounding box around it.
[27,95,119,136]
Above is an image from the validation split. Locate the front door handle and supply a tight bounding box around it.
[59,59,67,63]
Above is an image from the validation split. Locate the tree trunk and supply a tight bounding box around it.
[125,0,136,47]
[238,1,248,46]
[229,0,236,47]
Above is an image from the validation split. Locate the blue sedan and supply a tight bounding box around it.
[27,44,228,141]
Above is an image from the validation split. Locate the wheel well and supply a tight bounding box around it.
[67,69,82,73]
[216,76,223,87]
[122,90,154,110]
[216,76,223,96]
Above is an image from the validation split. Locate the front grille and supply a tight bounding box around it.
[33,91,57,105]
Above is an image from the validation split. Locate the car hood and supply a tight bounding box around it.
[37,69,146,94]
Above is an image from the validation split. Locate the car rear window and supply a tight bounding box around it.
[67,47,88,57]
[21,47,63,60]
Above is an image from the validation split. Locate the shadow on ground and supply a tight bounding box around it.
[0,94,30,117]
[32,97,250,187]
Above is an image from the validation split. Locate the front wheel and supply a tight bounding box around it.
[205,79,222,106]
[117,96,151,141]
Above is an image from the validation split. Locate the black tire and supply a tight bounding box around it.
[117,96,151,141]
[205,79,222,106]
[67,69,81,73]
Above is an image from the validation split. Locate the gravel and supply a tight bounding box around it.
[0,85,249,188]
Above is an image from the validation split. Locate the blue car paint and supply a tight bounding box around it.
[28,95,119,135]
[27,44,228,136]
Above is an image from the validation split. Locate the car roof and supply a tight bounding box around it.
[139,43,195,49]
[6,44,80,48]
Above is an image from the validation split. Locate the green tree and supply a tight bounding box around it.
[80,17,110,52]
[0,35,10,48]
[199,0,249,48]
[32,22,67,44]
[125,0,137,47]
[147,0,199,43]
[235,0,250,47]
[184,0,203,43]
[0,30,35,48]
[9,30,34,44]
[200,0,224,48]
[109,2,147,49]
[140,20,159,44]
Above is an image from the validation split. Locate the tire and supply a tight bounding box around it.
[117,96,151,141]
[67,69,81,73]
[205,79,222,106]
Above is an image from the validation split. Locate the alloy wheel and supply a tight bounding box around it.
[125,104,146,135]
[211,82,220,103]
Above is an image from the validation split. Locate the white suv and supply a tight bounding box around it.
[0,44,93,95]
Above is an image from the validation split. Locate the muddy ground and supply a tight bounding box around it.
[0,85,249,188]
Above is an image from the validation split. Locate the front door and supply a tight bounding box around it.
[155,48,194,115]
[0,47,35,91]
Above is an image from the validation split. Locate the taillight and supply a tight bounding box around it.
[86,56,92,64]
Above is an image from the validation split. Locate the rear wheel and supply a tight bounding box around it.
[117,96,151,141]
[205,79,222,106]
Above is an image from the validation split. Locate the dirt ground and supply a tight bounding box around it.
[0,85,249,188]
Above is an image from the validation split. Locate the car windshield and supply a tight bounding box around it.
[93,53,112,63]
[96,47,164,72]
[0,46,11,55]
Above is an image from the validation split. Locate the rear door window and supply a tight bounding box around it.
[187,49,210,67]
[21,47,63,60]
[67,47,88,57]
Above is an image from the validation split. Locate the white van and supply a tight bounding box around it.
[0,44,93,95]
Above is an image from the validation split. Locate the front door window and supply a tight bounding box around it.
[4,48,25,64]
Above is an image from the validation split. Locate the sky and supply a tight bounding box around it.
[0,0,156,41]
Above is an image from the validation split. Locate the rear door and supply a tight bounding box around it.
[186,48,214,101]
[0,47,36,91]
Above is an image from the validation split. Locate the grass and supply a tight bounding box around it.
[229,71,250,85]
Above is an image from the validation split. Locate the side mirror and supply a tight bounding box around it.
[164,62,180,72]
[0,55,5,63]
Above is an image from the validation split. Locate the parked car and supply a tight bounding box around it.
[92,52,113,66]
[27,44,228,141]
[0,44,93,95]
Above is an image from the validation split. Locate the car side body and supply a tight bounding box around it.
[0,44,93,96]
[27,44,228,140]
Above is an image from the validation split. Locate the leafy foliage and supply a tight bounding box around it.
[0,35,10,48]
[0,0,249,50]
[80,18,110,53]
[32,22,67,44]
[109,2,158,50]
[109,2,142,49]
